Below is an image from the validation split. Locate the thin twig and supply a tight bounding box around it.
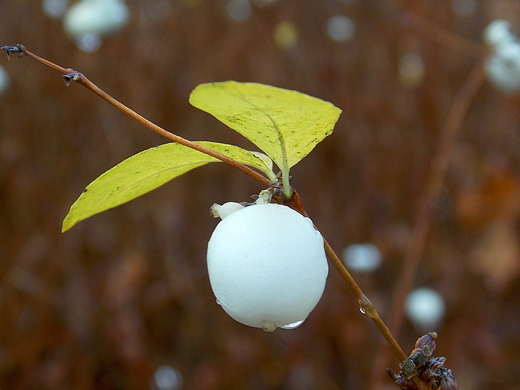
[399,12,489,58]
[285,192,407,361]
[4,44,271,188]
[324,241,408,361]
[368,62,486,390]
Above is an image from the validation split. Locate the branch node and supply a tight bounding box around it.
[1,44,26,61]
[63,69,83,86]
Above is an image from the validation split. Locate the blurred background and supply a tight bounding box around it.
[1,0,520,389]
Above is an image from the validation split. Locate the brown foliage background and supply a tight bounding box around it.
[1,0,520,389]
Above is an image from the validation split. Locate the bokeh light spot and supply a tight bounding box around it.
[326,15,355,42]
[153,365,183,390]
[251,0,277,7]
[399,52,425,88]
[227,0,252,22]
[451,0,475,16]
[406,287,446,331]
[146,0,172,19]
[42,0,69,18]
[342,244,382,272]
[273,21,299,50]
[75,33,102,52]
[0,65,9,95]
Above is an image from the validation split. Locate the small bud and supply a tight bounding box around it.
[209,202,244,219]
[415,332,437,354]
[255,189,273,204]
[439,368,458,390]
[400,358,417,378]
[406,348,429,373]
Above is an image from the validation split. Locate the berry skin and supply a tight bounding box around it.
[207,203,328,331]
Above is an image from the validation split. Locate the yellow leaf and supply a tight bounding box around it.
[189,81,342,170]
[62,141,273,232]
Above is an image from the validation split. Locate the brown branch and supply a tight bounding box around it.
[285,192,407,361]
[399,12,489,58]
[324,241,408,361]
[4,44,271,188]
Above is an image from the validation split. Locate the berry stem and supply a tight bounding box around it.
[285,191,407,362]
[323,240,407,361]
[6,44,272,188]
[324,237,429,390]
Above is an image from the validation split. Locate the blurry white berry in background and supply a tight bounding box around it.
[0,65,9,95]
[250,0,277,7]
[227,0,252,22]
[399,52,425,89]
[152,365,182,390]
[145,0,172,19]
[451,0,475,17]
[74,33,102,53]
[484,19,515,47]
[63,0,129,52]
[42,0,69,18]
[405,287,446,331]
[207,203,328,332]
[342,243,382,272]
[484,19,520,93]
[326,15,355,42]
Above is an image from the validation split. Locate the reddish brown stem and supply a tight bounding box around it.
[399,11,489,58]
[15,45,271,188]
[287,191,407,362]
[324,241,407,361]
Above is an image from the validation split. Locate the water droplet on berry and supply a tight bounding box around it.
[281,320,304,329]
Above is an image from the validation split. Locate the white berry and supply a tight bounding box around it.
[483,19,520,93]
[63,0,129,38]
[485,41,520,93]
[484,19,515,47]
[405,287,446,331]
[207,203,328,331]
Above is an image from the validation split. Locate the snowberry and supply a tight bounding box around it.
[483,19,520,93]
[405,287,446,331]
[484,19,515,47]
[342,243,382,272]
[485,41,520,93]
[207,203,328,331]
[63,0,129,40]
